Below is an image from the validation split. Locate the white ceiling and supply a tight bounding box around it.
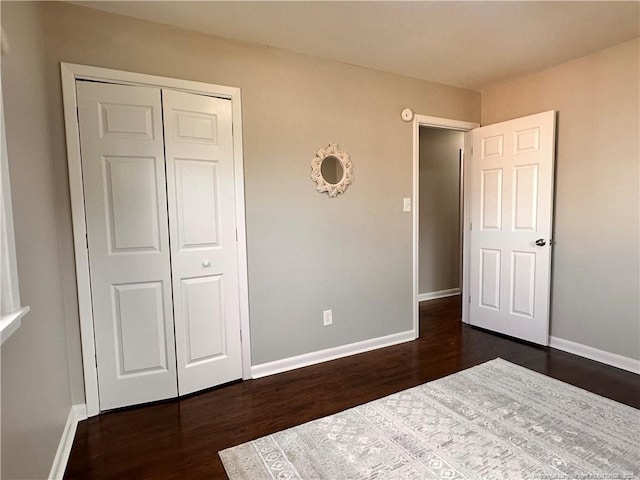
[69,1,640,90]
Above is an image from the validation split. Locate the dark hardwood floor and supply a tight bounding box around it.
[65,296,640,479]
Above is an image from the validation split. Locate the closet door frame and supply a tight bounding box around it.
[61,63,251,417]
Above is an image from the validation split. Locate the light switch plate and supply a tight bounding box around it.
[403,198,411,212]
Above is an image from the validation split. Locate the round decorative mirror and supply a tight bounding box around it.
[310,143,354,197]
[320,156,344,185]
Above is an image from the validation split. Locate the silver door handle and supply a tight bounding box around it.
[535,239,546,247]
[202,260,212,267]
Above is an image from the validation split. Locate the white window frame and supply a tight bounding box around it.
[1,85,30,344]
[61,63,251,417]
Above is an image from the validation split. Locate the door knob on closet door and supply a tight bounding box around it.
[202,260,212,267]
[535,238,546,247]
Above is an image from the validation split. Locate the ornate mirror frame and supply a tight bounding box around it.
[310,143,354,198]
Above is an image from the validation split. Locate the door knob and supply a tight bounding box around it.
[202,260,212,267]
[535,239,546,247]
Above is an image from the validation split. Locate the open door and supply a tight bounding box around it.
[467,111,555,345]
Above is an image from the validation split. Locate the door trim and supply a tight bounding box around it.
[61,63,251,417]
[412,115,479,337]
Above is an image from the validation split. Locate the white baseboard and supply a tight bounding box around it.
[549,336,640,375]
[251,330,416,379]
[49,404,87,480]
[418,288,460,302]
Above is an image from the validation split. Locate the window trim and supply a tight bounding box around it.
[1,78,30,344]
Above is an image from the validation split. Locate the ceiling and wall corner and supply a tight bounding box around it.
[67,1,640,91]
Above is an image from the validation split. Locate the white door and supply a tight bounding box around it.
[162,90,243,395]
[468,110,555,345]
[77,81,178,410]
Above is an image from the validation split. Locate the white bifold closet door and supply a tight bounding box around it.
[162,89,242,396]
[77,81,242,411]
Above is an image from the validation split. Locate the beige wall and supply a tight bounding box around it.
[1,3,73,479]
[418,127,463,294]
[35,0,480,406]
[482,38,640,360]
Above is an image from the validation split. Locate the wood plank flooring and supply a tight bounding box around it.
[65,296,640,479]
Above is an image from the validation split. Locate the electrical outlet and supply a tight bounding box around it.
[323,309,332,326]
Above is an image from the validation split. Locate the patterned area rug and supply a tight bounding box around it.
[219,358,640,479]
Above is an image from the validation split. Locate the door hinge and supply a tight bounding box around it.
[468,296,471,304]
[470,222,473,231]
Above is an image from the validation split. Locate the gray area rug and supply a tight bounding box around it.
[219,358,639,479]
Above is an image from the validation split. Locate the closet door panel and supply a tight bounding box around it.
[180,275,225,364]
[163,89,242,395]
[77,81,178,410]
[113,281,168,374]
[175,159,220,248]
[104,155,162,253]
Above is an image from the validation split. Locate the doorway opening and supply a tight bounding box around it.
[411,115,478,338]
[418,127,464,303]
